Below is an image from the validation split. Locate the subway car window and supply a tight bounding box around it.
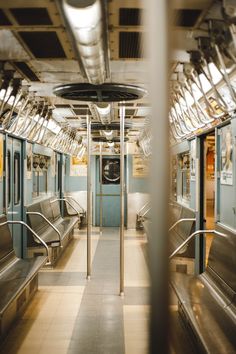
[7,150,11,208]
[0,1,236,354]
[13,152,20,205]
[177,152,190,205]
[32,154,49,198]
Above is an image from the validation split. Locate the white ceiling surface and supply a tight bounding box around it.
[31,60,81,73]
[0,30,30,60]
[38,71,83,83]
[110,61,148,85]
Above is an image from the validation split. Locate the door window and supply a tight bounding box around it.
[14,152,20,205]
[7,150,11,207]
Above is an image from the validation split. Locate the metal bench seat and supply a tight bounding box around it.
[170,226,236,353]
[0,255,46,316]
[54,216,78,237]
[26,197,80,265]
[0,214,48,340]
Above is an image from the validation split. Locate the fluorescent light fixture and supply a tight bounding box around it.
[103,130,113,137]
[62,0,106,84]
[95,103,112,124]
[107,141,114,147]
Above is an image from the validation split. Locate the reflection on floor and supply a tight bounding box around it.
[0,227,150,354]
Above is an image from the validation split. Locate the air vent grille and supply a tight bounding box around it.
[92,137,129,142]
[119,32,143,58]
[0,9,11,25]
[173,9,202,27]
[18,31,66,58]
[119,8,142,26]
[73,104,89,108]
[14,62,39,81]
[54,104,71,108]
[80,123,132,130]
[11,7,52,25]
[73,108,90,115]
[123,109,136,116]
[53,83,147,102]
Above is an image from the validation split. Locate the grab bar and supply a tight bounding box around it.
[169,229,227,259]
[50,198,81,217]
[26,212,62,247]
[169,218,196,232]
[0,220,50,264]
[64,195,86,214]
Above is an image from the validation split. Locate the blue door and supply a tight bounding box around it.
[5,136,23,256]
[95,156,126,227]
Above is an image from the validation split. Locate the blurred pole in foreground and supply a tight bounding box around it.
[147,0,170,353]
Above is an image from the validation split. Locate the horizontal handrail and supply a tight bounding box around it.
[169,229,228,259]
[64,195,86,214]
[50,198,81,217]
[0,220,50,264]
[169,218,196,232]
[26,212,62,247]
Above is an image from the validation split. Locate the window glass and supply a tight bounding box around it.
[7,150,11,207]
[178,152,190,202]
[32,153,49,198]
[14,152,20,205]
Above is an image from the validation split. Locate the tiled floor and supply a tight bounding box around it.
[0,227,150,354]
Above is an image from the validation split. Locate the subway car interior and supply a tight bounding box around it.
[0,0,235,353]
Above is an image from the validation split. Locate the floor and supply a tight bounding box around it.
[0,227,150,354]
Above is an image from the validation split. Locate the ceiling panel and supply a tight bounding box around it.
[31,60,80,73]
[0,29,30,60]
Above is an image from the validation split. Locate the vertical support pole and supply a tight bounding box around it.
[87,114,92,279]
[120,104,125,296]
[99,142,103,234]
[195,136,205,274]
[148,0,170,353]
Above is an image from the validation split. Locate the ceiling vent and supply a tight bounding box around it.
[73,108,90,115]
[119,32,143,58]
[18,31,66,58]
[11,8,52,25]
[173,9,202,27]
[119,8,142,26]
[80,123,132,130]
[53,83,147,102]
[0,9,11,25]
[92,137,129,142]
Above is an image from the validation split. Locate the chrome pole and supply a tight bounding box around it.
[87,114,92,279]
[99,142,103,235]
[120,103,125,296]
[148,0,170,352]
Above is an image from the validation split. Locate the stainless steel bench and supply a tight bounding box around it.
[0,214,48,340]
[26,197,80,265]
[170,227,236,353]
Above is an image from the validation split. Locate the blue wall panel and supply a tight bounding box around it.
[127,154,148,193]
